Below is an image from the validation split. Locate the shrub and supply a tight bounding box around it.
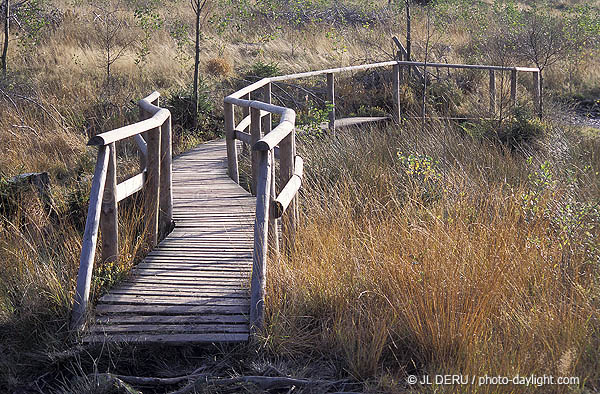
[244,61,281,81]
[206,57,233,77]
[165,80,214,133]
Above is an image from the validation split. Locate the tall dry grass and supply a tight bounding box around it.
[264,121,600,392]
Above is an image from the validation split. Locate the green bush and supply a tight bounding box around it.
[165,80,214,132]
[244,61,281,81]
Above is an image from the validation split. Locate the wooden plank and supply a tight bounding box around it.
[89,324,249,334]
[83,333,249,344]
[107,288,249,297]
[96,314,248,325]
[117,279,249,287]
[95,304,248,314]
[98,295,249,306]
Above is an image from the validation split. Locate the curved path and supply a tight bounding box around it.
[86,140,254,344]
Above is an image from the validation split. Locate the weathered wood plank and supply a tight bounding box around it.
[96,314,248,324]
[84,333,249,344]
[90,324,249,334]
[95,304,248,314]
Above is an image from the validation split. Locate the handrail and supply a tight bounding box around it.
[224,58,542,334]
[71,92,173,330]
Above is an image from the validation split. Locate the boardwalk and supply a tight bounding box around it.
[86,140,254,344]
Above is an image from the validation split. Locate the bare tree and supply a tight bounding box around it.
[191,0,208,128]
[1,0,8,76]
[92,0,136,87]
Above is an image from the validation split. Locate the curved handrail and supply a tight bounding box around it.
[225,59,542,334]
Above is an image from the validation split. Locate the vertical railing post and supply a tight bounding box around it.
[279,129,295,252]
[100,142,118,264]
[159,114,173,240]
[145,123,161,248]
[250,149,272,332]
[138,107,148,172]
[533,70,542,119]
[510,69,517,108]
[224,101,239,184]
[242,93,251,154]
[269,149,279,257]
[327,73,335,133]
[489,70,496,116]
[71,145,110,330]
[262,83,279,257]
[250,106,262,195]
[393,64,401,123]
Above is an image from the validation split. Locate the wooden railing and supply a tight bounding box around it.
[71,92,173,330]
[225,59,541,331]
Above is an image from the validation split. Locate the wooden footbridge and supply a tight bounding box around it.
[71,59,540,344]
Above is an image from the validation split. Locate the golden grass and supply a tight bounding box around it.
[0,0,598,390]
[264,123,600,391]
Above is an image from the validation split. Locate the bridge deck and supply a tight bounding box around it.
[86,140,254,344]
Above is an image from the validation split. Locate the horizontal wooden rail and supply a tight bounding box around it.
[116,172,146,202]
[224,98,296,123]
[272,156,303,218]
[88,109,170,146]
[254,121,294,151]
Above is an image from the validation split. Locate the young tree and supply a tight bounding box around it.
[2,0,48,76]
[1,0,8,76]
[191,0,208,128]
[91,0,134,87]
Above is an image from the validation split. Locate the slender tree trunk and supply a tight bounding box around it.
[421,11,430,131]
[539,70,544,118]
[1,0,9,76]
[405,0,411,62]
[192,0,201,129]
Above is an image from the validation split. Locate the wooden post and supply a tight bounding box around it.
[489,70,496,115]
[242,93,250,154]
[71,145,110,330]
[269,149,279,258]
[279,129,295,252]
[262,83,279,257]
[250,149,272,332]
[138,108,148,172]
[510,69,517,107]
[327,73,335,132]
[393,64,401,123]
[100,143,118,264]
[533,70,541,119]
[262,83,272,134]
[159,115,173,240]
[145,124,161,248]
[250,107,262,195]
[224,101,239,183]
